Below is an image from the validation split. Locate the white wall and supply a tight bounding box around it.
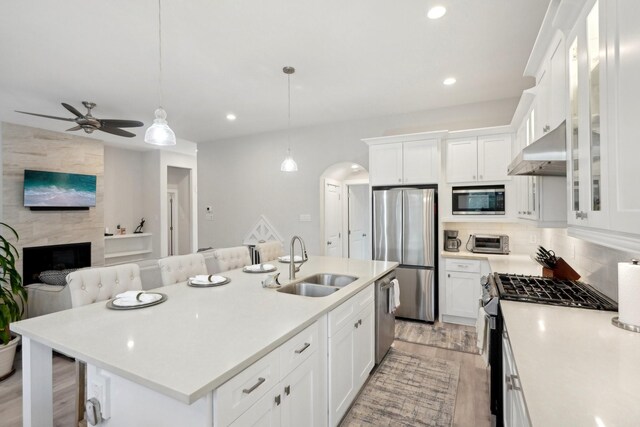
[104,146,145,233]
[136,144,198,258]
[197,97,519,254]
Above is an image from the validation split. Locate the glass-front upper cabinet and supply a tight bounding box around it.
[567,0,608,228]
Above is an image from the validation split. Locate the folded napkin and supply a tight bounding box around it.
[279,255,303,262]
[246,263,275,272]
[189,274,226,284]
[114,291,160,306]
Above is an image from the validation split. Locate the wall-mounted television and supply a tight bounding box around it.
[24,170,97,208]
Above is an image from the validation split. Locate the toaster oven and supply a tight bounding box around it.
[470,234,509,254]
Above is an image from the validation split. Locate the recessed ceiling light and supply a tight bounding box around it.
[226,113,236,121]
[351,164,359,169]
[443,77,457,86]
[427,5,447,20]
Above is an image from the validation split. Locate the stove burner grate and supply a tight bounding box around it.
[494,273,618,311]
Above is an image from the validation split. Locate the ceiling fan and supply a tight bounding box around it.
[15,101,144,138]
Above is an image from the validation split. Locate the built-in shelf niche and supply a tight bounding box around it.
[104,233,152,265]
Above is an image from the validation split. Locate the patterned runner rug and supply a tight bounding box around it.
[341,348,460,427]
[395,319,480,355]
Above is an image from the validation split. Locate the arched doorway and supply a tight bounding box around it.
[319,162,371,260]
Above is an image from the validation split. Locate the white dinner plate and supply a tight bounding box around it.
[107,293,167,310]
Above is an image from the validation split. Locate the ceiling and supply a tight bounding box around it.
[0,0,548,149]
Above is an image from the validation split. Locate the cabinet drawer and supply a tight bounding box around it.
[279,320,319,377]
[445,258,481,273]
[328,284,374,337]
[215,349,280,426]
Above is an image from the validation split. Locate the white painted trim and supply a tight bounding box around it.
[447,125,514,139]
[524,0,562,77]
[510,89,537,128]
[362,130,448,145]
[21,337,53,427]
[568,226,640,254]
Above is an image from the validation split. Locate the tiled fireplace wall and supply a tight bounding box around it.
[1,123,105,275]
[444,222,640,301]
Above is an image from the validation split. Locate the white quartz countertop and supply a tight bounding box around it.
[441,249,544,276]
[501,302,638,427]
[481,254,635,426]
[11,256,397,404]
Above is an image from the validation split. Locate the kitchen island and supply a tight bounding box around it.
[11,256,397,427]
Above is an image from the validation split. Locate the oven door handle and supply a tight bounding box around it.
[486,314,496,330]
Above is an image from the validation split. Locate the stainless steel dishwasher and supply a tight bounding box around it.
[375,271,397,364]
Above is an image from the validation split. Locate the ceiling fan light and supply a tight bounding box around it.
[144,107,176,146]
[280,150,298,172]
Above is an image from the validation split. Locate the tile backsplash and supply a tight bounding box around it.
[444,222,640,301]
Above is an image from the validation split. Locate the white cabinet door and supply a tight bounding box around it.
[281,354,321,427]
[353,304,375,389]
[369,143,403,186]
[549,37,566,130]
[328,320,355,426]
[534,69,551,140]
[478,134,512,182]
[446,138,478,183]
[230,387,281,427]
[605,0,640,236]
[403,139,439,184]
[445,271,479,319]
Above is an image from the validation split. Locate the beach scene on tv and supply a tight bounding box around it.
[24,170,97,207]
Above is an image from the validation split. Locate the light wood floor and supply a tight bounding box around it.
[0,322,490,427]
[0,352,77,427]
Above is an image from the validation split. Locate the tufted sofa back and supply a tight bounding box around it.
[255,241,285,263]
[212,246,252,272]
[67,264,143,307]
[157,253,208,286]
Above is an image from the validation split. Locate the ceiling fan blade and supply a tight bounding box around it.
[66,125,82,131]
[98,126,136,138]
[100,119,144,128]
[61,103,85,118]
[15,111,76,121]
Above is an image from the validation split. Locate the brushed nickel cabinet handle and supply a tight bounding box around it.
[284,385,291,396]
[294,342,310,354]
[355,321,359,329]
[275,394,281,406]
[242,377,266,394]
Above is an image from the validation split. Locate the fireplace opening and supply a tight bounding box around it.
[23,242,91,286]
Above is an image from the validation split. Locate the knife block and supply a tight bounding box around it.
[542,257,581,281]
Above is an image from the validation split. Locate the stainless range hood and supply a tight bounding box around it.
[508,120,566,176]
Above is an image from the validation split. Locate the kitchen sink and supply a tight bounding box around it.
[301,273,358,288]
[277,282,340,298]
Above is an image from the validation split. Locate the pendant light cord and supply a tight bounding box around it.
[158,0,164,109]
[287,72,291,151]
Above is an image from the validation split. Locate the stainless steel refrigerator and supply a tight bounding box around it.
[372,187,437,322]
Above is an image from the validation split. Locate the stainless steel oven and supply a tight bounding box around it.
[452,185,505,215]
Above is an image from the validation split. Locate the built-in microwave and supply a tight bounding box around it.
[452,185,505,215]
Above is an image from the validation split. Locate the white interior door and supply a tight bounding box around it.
[167,190,178,256]
[348,184,370,260]
[324,179,342,257]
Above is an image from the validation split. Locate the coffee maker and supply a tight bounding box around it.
[444,230,462,252]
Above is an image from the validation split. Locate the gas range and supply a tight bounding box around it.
[483,272,617,427]
[491,273,618,311]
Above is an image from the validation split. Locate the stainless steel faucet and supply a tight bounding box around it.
[289,235,309,280]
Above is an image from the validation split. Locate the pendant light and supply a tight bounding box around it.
[280,66,298,172]
[145,0,176,146]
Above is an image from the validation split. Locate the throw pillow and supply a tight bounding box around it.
[38,269,76,286]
